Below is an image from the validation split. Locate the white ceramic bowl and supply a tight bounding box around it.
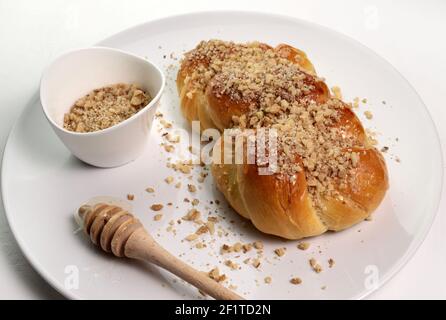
[40,47,165,167]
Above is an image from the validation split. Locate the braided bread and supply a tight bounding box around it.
[177,40,388,239]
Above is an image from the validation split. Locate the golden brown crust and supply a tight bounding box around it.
[275,44,316,74]
[178,40,388,239]
[176,41,324,130]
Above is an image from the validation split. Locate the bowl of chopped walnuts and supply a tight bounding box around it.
[40,46,165,167]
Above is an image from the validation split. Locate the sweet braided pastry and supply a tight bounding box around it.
[177,40,388,239]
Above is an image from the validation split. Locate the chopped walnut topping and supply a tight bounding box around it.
[187,184,197,192]
[252,258,261,268]
[206,221,215,235]
[171,160,193,174]
[364,110,373,119]
[150,204,163,211]
[145,187,155,193]
[274,247,286,257]
[264,276,272,284]
[164,176,174,184]
[208,216,219,222]
[195,242,205,249]
[182,40,366,208]
[208,267,226,282]
[331,86,342,99]
[233,242,243,253]
[166,134,180,143]
[242,243,252,253]
[309,258,322,273]
[290,277,302,285]
[63,83,151,133]
[163,144,175,153]
[160,119,172,128]
[153,214,163,221]
[191,199,200,206]
[221,244,232,254]
[185,234,198,241]
[328,258,335,268]
[224,260,239,270]
[182,208,201,222]
[253,241,264,250]
[297,242,310,251]
[126,194,134,201]
[195,225,209,235]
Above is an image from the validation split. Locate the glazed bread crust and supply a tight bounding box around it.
[177,41,388,239]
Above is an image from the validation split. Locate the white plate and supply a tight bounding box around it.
[1,11,443,300]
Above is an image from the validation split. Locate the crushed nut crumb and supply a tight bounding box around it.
[309,258,322,273]
[185,234,198,241]
[150,204,163,211]
[208,267,226,282]
[63,83,151,133]
[274,247,286,257]
[164,176,174,184]
[224,260,239,270]
[187,184,197,192]
[290,277,302,285]
[253,241,264,250]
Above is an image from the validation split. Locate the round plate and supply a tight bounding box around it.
[2,11,443,299]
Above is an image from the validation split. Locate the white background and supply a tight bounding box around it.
[0,0,445,299]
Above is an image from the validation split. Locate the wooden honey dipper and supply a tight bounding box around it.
[77,203,243,300]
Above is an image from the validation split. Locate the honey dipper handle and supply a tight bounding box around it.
[124,229,243,300]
